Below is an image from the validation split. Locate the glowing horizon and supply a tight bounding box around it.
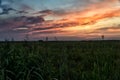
[0,0,120,40]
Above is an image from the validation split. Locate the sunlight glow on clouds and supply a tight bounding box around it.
[0,0,120,40]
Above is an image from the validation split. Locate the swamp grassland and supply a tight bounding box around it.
[0,41,120,80]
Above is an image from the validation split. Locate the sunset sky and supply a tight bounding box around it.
[0,0,120,41]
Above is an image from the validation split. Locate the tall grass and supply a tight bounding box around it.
[0,41,120,80]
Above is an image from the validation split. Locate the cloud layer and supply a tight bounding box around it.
[0,0,120,40]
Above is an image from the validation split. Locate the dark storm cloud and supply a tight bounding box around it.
[12,15,45,24]
[0,0,17,15]
[0,15,46,38]
[26,16,45,24]
[0,16,26,34]
[0,0,33,15]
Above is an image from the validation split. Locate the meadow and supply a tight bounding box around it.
[0,41,120,80]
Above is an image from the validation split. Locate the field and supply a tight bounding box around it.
[0,41,120,80]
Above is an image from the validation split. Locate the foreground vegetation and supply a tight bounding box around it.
[0,41,120,80]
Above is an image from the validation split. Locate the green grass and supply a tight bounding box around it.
[0,41,120,80]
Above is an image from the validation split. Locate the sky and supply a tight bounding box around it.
[0,0,120,41]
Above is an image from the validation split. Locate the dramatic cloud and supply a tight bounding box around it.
[0,0,120,40]
[34,9,53,15]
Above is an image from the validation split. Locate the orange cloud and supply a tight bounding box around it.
[0,0,120,40]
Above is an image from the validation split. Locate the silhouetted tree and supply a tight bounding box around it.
[4,38,9,42]
[46,37,48,41]
[54,37,58,41]
[101,35,104,40]
[38,40,43,42]
[11,37,14,42]
[24,34,29,41]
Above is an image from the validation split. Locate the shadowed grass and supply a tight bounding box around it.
[0,41,120,80]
